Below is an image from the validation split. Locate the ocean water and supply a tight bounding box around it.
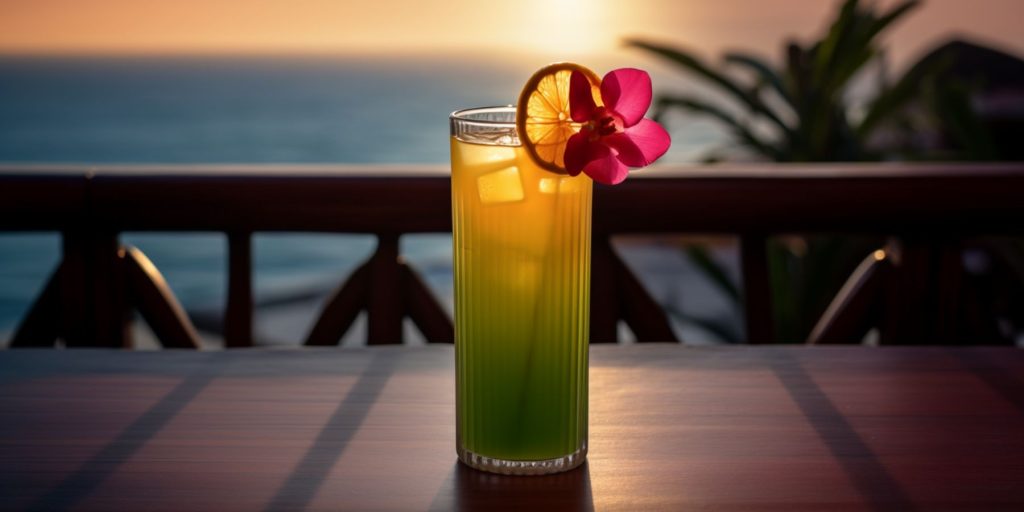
[0,55,726,342]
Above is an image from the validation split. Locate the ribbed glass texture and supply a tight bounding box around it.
[450,107,591,475]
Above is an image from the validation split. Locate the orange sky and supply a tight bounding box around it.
[2,0,1022,67]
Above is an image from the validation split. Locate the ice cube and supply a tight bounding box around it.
[539,177,558,194]
[478,166,524,204]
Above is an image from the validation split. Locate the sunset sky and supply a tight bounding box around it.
[2,0,1023,68]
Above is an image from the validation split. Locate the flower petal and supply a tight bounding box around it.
[569,70,597,123]
[611,118,671,167]
[564,131,591,176]
[600,68,652,127]
[601,133,646,167]
[582,143,630,185]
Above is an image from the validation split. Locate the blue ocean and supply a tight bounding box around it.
[0,55,727,344]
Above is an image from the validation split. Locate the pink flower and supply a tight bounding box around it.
[566,68,671,185]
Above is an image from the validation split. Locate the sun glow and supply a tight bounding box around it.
[525,0,609,55]
[2,0,1021,68]
[0,0,615,56]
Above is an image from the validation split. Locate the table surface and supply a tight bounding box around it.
[2,345,1023,512]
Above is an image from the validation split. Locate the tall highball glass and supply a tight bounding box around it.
[450,106,591,475]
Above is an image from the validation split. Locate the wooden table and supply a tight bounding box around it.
[2,345,1023,511]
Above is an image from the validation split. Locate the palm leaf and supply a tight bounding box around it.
[857,51,949,137]
[819,0,920,94]
[830,46,876,94]
[814,0,860,86]
[860,0,920,48]
[626,39,790,135]
[724,52,794,108]
[656,95,783,160]
[834,0,919,90]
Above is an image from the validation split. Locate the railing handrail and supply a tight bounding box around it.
[4,162,1023,348]
[3,162,1023,234]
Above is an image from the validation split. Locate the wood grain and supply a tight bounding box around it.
[1,346,1023,511]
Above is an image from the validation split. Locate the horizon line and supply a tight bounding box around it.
[0,44,629,60]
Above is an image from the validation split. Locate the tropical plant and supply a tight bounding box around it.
[628,0,924,162]
[626,0,929,342]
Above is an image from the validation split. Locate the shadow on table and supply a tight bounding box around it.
[26,357,230,511]
[952,348,1024,414]
[772,353,917,512]
[24,351,400,512]
[264,352,397,511]
[430,461,594,511]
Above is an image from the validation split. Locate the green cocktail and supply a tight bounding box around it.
[450,106,591,475]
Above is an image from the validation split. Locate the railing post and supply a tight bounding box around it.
[225,231,253,348]
[60,230,128,348]
[93,234,130,347]
[741,234,775,343]
[59,231,88,346]
[367,234,403,344]
[589,237,620,343]
[881,237,963,345]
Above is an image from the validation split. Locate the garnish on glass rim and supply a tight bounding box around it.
[516,63,601,175]
[566,68,671,185]
[516,63,671,185]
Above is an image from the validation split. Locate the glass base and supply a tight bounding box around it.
[457,443,587,475]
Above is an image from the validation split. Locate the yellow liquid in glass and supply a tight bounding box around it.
[451,136,591,461]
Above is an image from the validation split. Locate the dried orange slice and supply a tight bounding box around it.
[516,63,601,174]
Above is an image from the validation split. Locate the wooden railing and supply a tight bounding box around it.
[2,163,1023,347]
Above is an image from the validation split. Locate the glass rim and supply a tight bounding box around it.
[449,106,516,129]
